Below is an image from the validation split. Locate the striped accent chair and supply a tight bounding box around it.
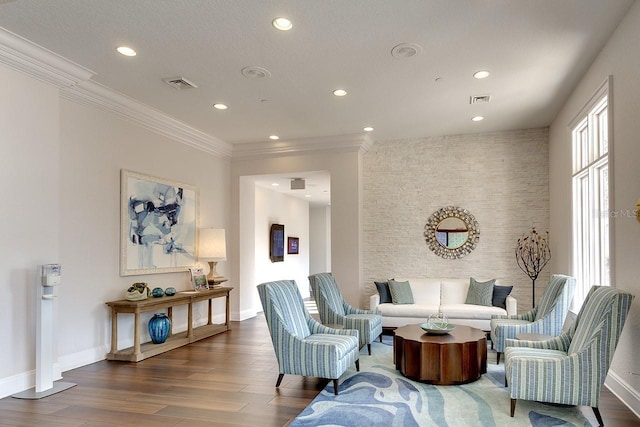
[257,280,360,395]
[490,274,576,364]
[309,272,383,355]
[504,286,634,425]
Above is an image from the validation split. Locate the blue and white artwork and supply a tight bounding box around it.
[120,170,198,276]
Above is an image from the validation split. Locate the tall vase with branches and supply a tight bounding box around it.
[515,227,551,308]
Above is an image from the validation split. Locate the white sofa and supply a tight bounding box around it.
[369,278,517,331]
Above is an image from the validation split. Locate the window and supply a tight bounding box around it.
[571,80,611,311]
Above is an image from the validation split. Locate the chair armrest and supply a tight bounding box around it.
[506,295,517,316]
[370,294,380,311]
[344,302,375,315]
[505,332,571,352]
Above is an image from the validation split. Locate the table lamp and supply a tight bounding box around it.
[199,228,227,285]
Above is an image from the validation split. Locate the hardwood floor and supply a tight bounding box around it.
[0,316,638,426]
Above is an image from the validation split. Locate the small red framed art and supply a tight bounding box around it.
[287,237,299,254]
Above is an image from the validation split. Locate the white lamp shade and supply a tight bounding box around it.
[199,228,226,260]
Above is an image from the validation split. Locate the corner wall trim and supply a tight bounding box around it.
[605,370,640,419]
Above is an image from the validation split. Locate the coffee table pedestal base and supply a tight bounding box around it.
[394,324,487,385]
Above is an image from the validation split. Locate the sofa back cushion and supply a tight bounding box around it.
[440,280,470,305]
[396,278,441,304]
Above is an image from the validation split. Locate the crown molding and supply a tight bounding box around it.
[0,27,94,87]
[0,25,372,160]
[61,80,233,158]
[232,133,375,160]
[0,26,232,158]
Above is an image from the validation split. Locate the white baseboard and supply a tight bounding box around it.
[233,308,257,321]
[0,364,62,399]
[605,370,640,418]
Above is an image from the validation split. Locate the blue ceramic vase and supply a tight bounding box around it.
[148,313,171,344]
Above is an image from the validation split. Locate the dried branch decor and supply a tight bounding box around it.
[515,227,551,307]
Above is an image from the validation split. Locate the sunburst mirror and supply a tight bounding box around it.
[424,206,480,259]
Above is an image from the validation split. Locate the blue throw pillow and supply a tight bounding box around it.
[374,281,393,304]
[492,285,513,309]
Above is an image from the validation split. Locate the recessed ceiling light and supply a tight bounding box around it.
[271,183,279,187]
[272,17,292,31]
[269,135,280,140]
[333,89,347,97]
[305,195,311,198]
[213,103,228,110]
[472,116,484,122]
[116,46,136,57]
[363,126,374,132]
[473,70,490,79]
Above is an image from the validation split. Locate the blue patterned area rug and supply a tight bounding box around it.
[289,336,590,427]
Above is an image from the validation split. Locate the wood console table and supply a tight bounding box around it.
[106,287,232,362]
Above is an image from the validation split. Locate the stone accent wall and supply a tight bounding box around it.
[363,128,550,311]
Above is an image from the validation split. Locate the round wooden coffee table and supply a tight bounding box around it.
[393,324,487,385]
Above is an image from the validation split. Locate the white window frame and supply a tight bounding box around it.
[569,77,613,312]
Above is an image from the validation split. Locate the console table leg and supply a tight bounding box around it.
[225,294,230,328]
[133,311,141,358]
[187,302,194,339]
[110,307,118,354]
[208,299,212,325]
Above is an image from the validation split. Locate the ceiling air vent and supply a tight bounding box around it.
[470,95,491,104]
[163,76,198,90]
[290,178,305,190]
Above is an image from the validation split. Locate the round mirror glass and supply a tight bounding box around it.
[435,217,469,249]
[424,206,480,259]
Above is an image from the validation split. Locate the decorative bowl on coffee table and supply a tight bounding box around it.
[421,312,455,334]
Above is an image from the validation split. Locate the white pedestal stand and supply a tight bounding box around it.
[12,265,76,399]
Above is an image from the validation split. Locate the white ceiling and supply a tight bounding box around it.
[0,0,633,206]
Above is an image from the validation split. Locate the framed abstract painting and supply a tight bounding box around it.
[120,169,198,276]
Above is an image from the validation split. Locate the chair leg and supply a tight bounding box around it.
[592,407,604,426]
[497,352,501,364]
[333,379,339,395]
[510,399,516,417]
[379,334,383,342]
[275,373,284,388]
[367,343,371,355]
[355,359,360,371]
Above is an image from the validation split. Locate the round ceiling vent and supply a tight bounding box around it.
[241,66,271,79]
[391,43,423,59]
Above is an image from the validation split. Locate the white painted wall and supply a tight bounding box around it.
[0,65,60,392]
[251,186,309,312]
[363,129,550,311]
[56,98,230,369]
[231,149,363,319]
[549,0,640,415]
[0,62,231,397]
[309,205,331,275]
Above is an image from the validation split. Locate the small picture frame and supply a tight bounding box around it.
[287,237,299,255]
[189,267,208,291]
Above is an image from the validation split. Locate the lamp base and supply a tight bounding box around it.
[207,261,227,286]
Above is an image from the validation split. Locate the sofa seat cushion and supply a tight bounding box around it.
[440,303,506,319]
[376,303,440,318]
